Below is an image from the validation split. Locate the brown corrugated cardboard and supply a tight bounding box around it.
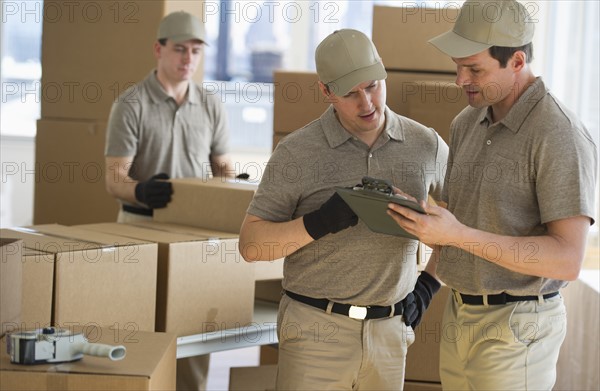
[153,178,257,234]
[0,239,23,333]
[259,344,279,366]
[0,326,176,391]
[34,119,119,225]
[229,364,277,391]
[41,0,205,120]
[16,248,54,331]
[373,5,459,73]
[273,71,330,134]
[404,381,443,391]
[405,285,450,383]
[255,280,283,304]
[0,225,158,332]
[77,222,255,336]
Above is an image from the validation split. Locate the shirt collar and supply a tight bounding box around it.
[480,77,548,133]
[321,106,404,148]
[147,70,198,105]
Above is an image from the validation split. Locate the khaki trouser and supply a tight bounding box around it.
[440,292,567,391]
[276,294,414,390]
[117,208,210,391]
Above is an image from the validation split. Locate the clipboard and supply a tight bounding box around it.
[335,185,425,239]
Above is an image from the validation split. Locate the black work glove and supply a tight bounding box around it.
[303,193,358,240]
[403,271,441,329]
[134,173,173,209]
[236,173,250,180]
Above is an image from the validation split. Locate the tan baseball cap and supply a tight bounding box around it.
[429,0,534,58]
[157,11,206,44]
[315,29,387,96]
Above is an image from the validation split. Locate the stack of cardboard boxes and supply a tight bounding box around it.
[1,179,283,389]
[34,1,205,225]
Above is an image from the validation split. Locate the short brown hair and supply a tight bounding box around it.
[489,43,534,68]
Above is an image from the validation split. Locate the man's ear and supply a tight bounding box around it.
[510,50,527,72]
[153,41,163,60]
[318,81,338,104]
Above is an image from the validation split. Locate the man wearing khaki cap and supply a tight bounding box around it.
[104,11,234,391]
[105,11,234,222]
[388,1,597,389]
[240,29,448,389]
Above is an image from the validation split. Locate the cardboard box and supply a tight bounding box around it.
[0,326,176,391]
[405,285,451,383]
[259,344,279,366]
[41,0,205,120]
[0,239,23,332]
[404,381,443,391]
[6,248,55,332]
[77,222,255,336]
[255,280,283,304]
[34,119,119,225]
[153,178,257,234]
[229,364,277,391]
[0,225,158,331]
[373,5,459,73]
[273,71,330,134]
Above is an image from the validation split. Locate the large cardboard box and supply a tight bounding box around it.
[273,71,330,134]
[153,178,257,234]
[0,239,23,333]
[0,225,158,331]
[77,222,255,336]
[41,0,204,120]
[229,364,277,391]
[405,285,451,383]
[373,5,459,73]
[0,326,176,391]
[34,119,119,225]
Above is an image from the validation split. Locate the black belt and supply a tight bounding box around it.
[284,290,404,320]
[456,291,559,305]
[122,204,153,216]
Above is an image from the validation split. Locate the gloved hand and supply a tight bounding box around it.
[303,192,358,240]
[403,271,441,329]
[135,173,173,209]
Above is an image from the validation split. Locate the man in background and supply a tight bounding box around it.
[104,11,234,390]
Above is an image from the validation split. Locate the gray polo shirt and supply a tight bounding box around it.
[105,71,229,181]
[438,77,598,295]
[248,106,448,306]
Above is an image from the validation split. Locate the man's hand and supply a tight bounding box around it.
[135,173,173,209]
[303,193,358,240]
[403,271,441,329]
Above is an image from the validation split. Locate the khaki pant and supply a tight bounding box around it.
[117,208,210,390]
[276,294,414,390]
[440,292,567,391]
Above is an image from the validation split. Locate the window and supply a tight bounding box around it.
[0,0,43,137]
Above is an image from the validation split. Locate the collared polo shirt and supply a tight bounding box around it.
[105,71,229,181]
[438,77,598,295]
[248,106,448,305]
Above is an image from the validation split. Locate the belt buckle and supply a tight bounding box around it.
[348,305,367,320]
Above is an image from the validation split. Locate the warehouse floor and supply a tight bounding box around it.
[206,346,260,390]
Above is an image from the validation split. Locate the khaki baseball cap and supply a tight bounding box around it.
[429,0,534,58]
[315,29,387,96]
[157,11,206,44]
